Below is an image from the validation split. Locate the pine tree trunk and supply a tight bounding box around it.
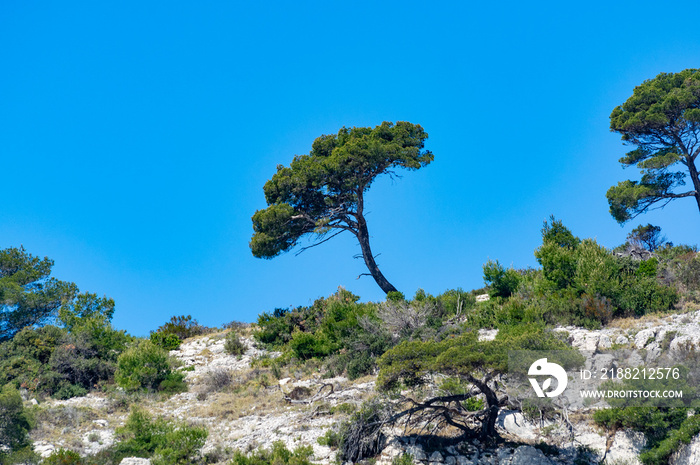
[356,212,398,294]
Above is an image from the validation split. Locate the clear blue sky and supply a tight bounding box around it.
[2,1,699,336]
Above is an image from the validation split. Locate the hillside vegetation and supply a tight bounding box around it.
[1,219,699,465]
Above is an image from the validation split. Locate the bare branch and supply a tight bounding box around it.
[294,230,347,256]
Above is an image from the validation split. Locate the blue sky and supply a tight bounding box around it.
[2,1,699,336]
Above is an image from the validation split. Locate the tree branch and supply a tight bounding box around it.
[294,230,348,256]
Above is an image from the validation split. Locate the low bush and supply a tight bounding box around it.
[229,441,313,465]
[111,407,208,465]
[114,341,185,393]
[224,332,246,356]
[153,315,209,341]
[150,332,181,350]
[336,399,392,462]
[483,260,521,298]
[43,449,83,465]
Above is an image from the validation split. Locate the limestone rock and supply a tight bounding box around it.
[119,458,151,465]
[510,445,553,465]
[477,329,498,342]
[635,329,656,349]
[605,430,645,465]
[671,433,700,465]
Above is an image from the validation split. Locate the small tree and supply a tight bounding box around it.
[377,325,578,440]
[627,224,667,252]
[0,246,77,341]
[250,122,433,294]
[607,69,700,224]
[482,260,521,298]
[0,384,33,456]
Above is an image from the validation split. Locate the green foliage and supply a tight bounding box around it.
[0,315,129,399]
[607,69,700,223]
[115,341,184,393]
[392,453,414,465]
[228,441,313,465]
[628,224,667,252]
[541,215,580,249]
[251,121,433,293]
[377,323,578,391]
[58,292,115,333]
[224,331,247,356]
[594,408,699,465]
[0,246,77,341]
[535,217,580,290]
[483,260,521,298]
[317,429,342,448]
[150,332,181,350]
[289,330,333,360]
[43,449,83,465]
[639,414,700,465]
[111,407,207,465]
[637,257,659,278]
[0,385,33,458]
[154,315,208,341]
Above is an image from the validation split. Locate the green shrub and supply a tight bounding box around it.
[483,260,521,298]
[150,332,182,350]
[637,257,659,278]
[317,429,342,448]
[615,277,678,316]
[43,449,83,465]
[115,341,183,392]
[154,315,208,341]
[0,385,33,458]
[49,332,116,392]
[224,332,246,356]
[112,407,208,465]
[289,330,333,360]
[392,453,414,465]
[229,441,313,465]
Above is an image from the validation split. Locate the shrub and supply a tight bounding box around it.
[150,332,182,350]
[154,315,208,341]
[0,385,33,458]
[115,341,183,392]
[203,369,233,393]
[229,441,313,465]
[393,453,414,465]
[224,332,247,356]
[49,332,115,392]
[113,407,208,465]
[317,429,342,448]
[289,330,333,360]
[43,449,83,465]
[637,257,659,278]
[336,400,391,462]
[483,260,521,298]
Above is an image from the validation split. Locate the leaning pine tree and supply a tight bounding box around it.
[250,121,433,294]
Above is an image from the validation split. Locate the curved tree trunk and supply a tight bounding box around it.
[355,211,398,294]
[469,375,500,441]
[688,157,700,215]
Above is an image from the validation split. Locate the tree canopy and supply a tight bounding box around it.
[627,224,667,252]
[0,246,116,342]
[250,121,433,294]
[607,69,700,223]
[0,247,76,341]
[377,324,580,440]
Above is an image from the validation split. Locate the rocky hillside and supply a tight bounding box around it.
[21,308,700,465]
